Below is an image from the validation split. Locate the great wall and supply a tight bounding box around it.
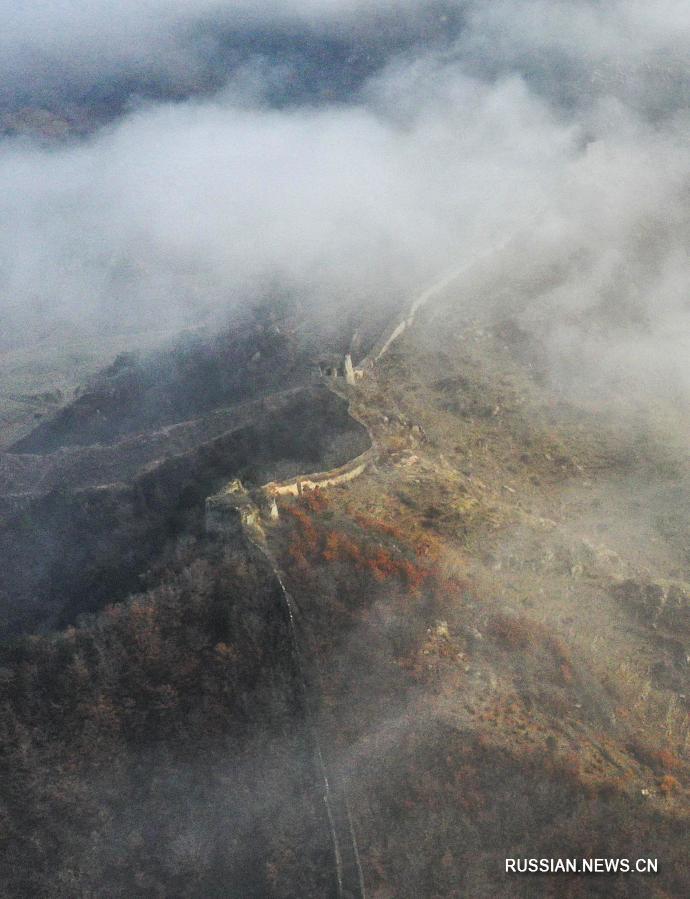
[199,270,455,899]
[204,376,371,899]
[205,367,376,534]
[198,251,490,895]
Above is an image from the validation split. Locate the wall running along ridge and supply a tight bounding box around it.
[202,379,369,898]
[262,449,373,498]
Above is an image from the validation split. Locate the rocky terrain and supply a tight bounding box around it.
[1,0,688,895]
[0,289,688,897]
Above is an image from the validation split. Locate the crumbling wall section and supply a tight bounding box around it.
[262,448,373,499]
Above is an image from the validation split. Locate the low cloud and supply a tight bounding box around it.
[0,0,687,395]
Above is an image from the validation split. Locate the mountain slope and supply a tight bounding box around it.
[0,294,688,896]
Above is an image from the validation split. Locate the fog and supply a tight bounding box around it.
[0,0,688,392]
[1,7,689,894]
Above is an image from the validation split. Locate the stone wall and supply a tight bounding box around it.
[262,447,374,499]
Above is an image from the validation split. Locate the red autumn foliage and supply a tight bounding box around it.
[321,530,363,565]
[659,775,682,796]
[652,749,684,773]
[298,488,329,513]
[354,514,408,543]
[282,500,432,594]
[284,505,320,553]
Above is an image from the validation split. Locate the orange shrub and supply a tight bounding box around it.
[652,750,683,773]
[299,488,329,513]
[285,505,320,553]
[354,514,408,543]
[368,547,400,581]
[282,504,435,598]
[321,530,364,566]
[659,775,681,796]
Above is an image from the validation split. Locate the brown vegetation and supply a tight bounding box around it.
[0,545,334,897]
[282,496,432,594]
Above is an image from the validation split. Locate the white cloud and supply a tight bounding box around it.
[0,0,687,394]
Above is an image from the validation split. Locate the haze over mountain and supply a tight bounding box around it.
[1,1,688,398]
[0,3,689,897]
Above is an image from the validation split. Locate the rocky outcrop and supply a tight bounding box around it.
[611,578,690,634]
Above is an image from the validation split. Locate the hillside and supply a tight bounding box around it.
[0,288,688,896]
